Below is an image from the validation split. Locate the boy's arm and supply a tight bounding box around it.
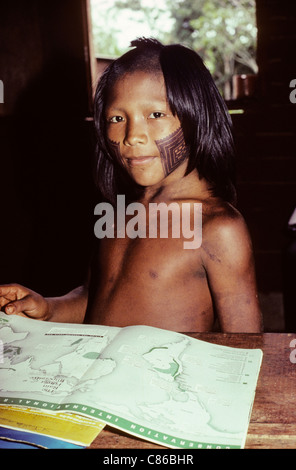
[201,212,263,333]
[0,283,88,323]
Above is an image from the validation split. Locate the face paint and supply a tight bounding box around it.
[155,127,189,177]
[107,126,189,181]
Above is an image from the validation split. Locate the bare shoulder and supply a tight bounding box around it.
[203,199,249,235]
[200,199,253,267]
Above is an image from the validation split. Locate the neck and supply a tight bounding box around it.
[140,165,210,205]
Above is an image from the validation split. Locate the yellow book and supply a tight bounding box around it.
[0,405,104,447]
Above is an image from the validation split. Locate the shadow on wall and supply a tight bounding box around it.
[0,56,97,296]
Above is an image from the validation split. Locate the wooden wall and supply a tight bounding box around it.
[0,0,96,296]
[232,0,296,296]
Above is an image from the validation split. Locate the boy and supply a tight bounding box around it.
[0,38,262,332]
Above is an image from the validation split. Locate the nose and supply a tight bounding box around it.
[123,119,147,146]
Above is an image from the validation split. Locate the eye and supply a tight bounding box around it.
[108,115,124,123]
[149,112,165,119]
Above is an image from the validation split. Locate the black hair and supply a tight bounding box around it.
[93,37,236,205]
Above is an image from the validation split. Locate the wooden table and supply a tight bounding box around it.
[90,332,296,450]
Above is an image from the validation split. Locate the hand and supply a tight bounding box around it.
[0,284,49,320]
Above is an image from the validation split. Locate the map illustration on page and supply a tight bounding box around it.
[0,312,262,449]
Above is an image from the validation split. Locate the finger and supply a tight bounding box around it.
[0,284,21,293]
[5,296,35,315]
[0,285,23,301]
[0,285,30,310]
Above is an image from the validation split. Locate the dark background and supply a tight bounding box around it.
[0,0,295,329]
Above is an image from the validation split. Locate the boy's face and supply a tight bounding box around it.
[105,71,189,187]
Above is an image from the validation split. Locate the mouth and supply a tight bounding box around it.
[126,156,157,167]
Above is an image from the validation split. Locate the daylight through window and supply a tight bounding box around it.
[89,0,258,100]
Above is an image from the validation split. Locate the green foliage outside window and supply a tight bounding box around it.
[90,0,257,98]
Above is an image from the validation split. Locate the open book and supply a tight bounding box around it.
[0,312,262,449]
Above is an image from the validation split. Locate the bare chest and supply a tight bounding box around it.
[98,234,203,287]
[86,235,213,331]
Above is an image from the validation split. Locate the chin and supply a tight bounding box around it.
[128,171,165,188]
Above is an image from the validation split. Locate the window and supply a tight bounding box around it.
[88,0,258,100]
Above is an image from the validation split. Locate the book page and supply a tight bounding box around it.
[0,313,120,401]
[0,313,262,449]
